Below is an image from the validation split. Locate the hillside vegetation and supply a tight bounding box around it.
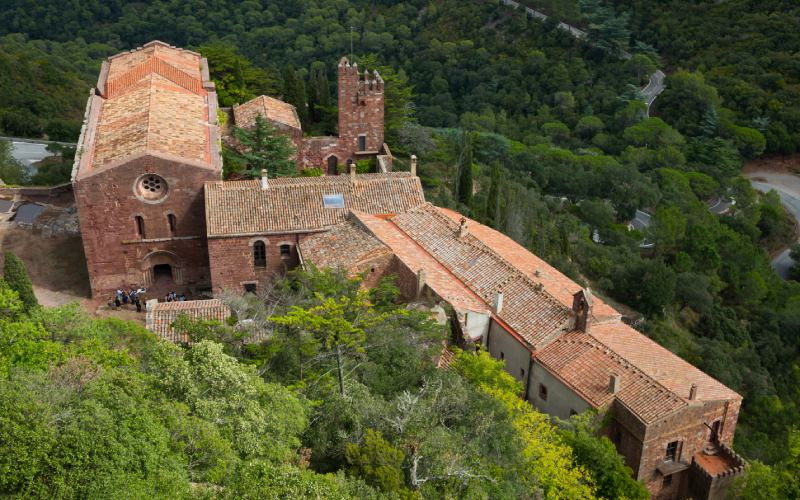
[0,0,799,492]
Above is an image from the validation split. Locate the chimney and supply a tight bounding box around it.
[410,154,417,176]
[494,291,504,314]
[609,373,621,394]
[260,169,268,190]
[416,268,426,299]
[458,217,469,238]
[349,160,356,181]
[689,384,698,401]
[572,288,593,333]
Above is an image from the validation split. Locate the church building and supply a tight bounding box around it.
[74,42,744,500]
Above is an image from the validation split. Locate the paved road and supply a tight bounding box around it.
[1,136,76,175]
[746,171,800,279]
[8,141,52,170]
[496,0,665,113]
[642,70,666,113]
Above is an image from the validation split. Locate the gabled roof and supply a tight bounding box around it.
[536,332,688,423]
[349,210,492,316]
[234,95,301,131]
[437,207,620,323]
[391,204,572,349]
[146,299,231,343]
[73,41,220,181]
[589,321,741,403]
[298,215,392,270]
[204,173,426,238]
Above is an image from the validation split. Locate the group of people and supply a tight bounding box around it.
[164,291,187,302]
[108,287,145,312]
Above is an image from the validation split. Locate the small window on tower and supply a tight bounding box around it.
[167,214,177,236]
[244,283,257,294]
[280,244,291,257]
[358,135,367,151]
[135,216,145,238]
[665,440,680,462]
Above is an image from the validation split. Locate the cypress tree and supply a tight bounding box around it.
[3,251,38,312]
[283,65,308,126]
[457,131,474,206]
[486,161,503,228]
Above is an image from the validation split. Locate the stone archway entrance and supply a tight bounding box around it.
[327,155,338,175]
[141,251,184,289]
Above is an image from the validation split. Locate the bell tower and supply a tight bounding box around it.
[337,57,384,159]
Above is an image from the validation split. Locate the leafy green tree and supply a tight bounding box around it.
[230,115,297,178]
[346,429,408,494]
[579,0,631,54]
[558,413,649,500]
[3,251,38,312]
[200,42,278,107]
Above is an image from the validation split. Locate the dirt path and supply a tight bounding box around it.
[0,220,144,324]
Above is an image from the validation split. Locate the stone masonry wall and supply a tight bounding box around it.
[208,233,305,294]
[73,155,218,297]
[337,60,384,160]
[635,399,740,498]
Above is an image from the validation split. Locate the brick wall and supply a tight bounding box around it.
[337,61,384,161]
[633,399,740,498]
[73,155,219,297]
[208,233,305,294]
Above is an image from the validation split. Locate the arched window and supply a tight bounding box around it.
[253,240,267,268]
[167,214,177,236]
[135,216,145,238]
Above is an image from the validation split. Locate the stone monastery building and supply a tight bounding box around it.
[73,41,744,499]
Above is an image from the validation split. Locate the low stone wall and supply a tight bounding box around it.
[0,183,74,205]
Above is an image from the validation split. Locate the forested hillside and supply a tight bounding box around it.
[1,0,799,493]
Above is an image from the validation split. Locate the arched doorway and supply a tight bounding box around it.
[327,155,338,175]
[141,251,183,290]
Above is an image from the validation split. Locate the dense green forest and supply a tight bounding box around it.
[1,254,654,498]
[1,0,800,493]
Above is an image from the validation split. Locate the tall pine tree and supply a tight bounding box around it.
[232,115,297,178]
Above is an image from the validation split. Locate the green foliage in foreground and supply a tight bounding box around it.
[7,265,645,499]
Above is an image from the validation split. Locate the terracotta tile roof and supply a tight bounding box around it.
[350,210,492,315]
[204,173,426,237]
[298,216,392,270]
[437,207,619,323]
[536,332,688,423]
[146,299,230,343]
[75,41,218,179]
[390,204,572,349]
[589,322,741,403]
[234,95,301,130]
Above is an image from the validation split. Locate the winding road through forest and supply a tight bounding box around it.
[497,0,666,112]
[745,170,800,279]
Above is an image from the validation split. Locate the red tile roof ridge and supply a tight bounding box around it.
[409,203,569,317]
[105,56,205,98]
[435,206,620,321]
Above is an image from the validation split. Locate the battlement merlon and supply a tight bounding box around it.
[338,57,384,93]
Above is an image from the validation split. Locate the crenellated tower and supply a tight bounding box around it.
[337,57,385,159]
